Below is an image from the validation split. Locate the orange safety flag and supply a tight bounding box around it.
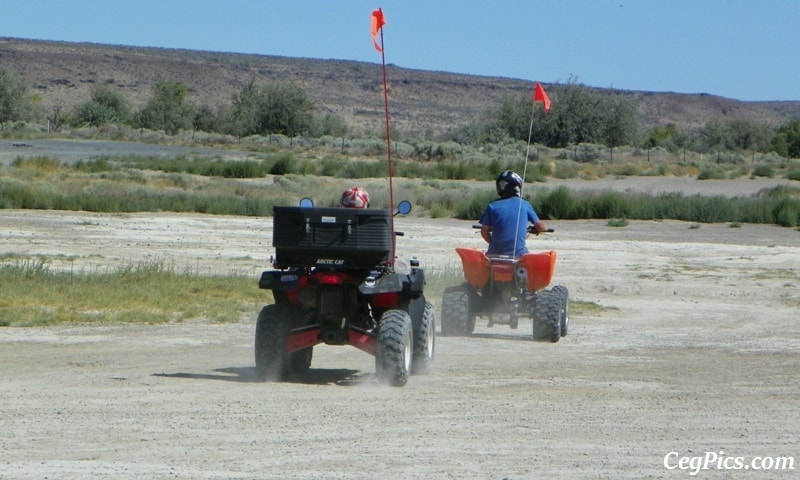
[371,8,386,52]
[534,82,551,112]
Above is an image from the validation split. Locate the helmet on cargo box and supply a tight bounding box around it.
[340,186,370,208]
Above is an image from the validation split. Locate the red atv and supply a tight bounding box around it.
[255,199,435,386]
[441,226,568,342]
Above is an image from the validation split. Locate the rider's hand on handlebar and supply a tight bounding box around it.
[529,221,551,235]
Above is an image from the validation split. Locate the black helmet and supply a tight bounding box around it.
[495,170,523,197]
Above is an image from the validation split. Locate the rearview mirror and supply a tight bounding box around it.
[396,200,412,215]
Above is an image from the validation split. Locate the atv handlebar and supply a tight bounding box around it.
[471,224,554,234]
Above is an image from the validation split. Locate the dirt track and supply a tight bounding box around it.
[1,205,799,479]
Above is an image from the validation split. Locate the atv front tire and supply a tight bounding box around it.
[440,284,475,336]
[410,297,435,374]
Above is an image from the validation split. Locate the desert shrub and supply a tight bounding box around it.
[11,156,61,173]
[610,163,644,176]
[697,167,726,180]
[0,177,55,209]
[551,160,579,179]
[455,190,495,220]
[689,195,737,223]
[751,164,774,178]
[267,154,294,176]
[574,143,604,163]
[75,158,114,173]
[607,218,629,227]
[428,204,448,218]
[785,169,800,181]
[773,199,799,227]
[592,191,632,219]
[538,186,575,220]
[759,185,800,200]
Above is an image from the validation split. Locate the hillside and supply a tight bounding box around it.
[2,37,799,138]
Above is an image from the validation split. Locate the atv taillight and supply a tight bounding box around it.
[316,272,349,285]
[491,264,515,282]
[371,292,399,308]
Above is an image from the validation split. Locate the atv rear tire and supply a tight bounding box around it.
[289,347,313,373]
[255,304,289,381]
[551,285,569,337]
[440,284,475,336]
[410,297,435,374]
[532,290,562,343]
[375,309,413,387]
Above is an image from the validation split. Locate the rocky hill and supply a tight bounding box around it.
[2,37,798,138]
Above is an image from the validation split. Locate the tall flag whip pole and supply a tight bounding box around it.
[513,82,552,256]
[371,7,396,264]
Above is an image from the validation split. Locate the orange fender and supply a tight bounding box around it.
[456,247,557,291]
[455,247,490,289]
[517,250,557,291]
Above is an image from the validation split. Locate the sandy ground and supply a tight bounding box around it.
[1,194,799,479]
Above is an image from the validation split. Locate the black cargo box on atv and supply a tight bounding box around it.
[272,206,393,269]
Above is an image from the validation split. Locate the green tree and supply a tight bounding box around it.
[227,80,314,138]
[645,124,680,149]
[0,68,38,123]
[771,120,800,158]
[602,96,637,159]
[136,82,195,135]
[192,105,219,133]
[699,119,772,154]
[698,119,731,153]
[727,119,772,152]
[317,113,348,138]
[539,80,606,148]
[227,78,261,138]
[495,93,531,142]
[258,81,314,137]
[74,85,131,126]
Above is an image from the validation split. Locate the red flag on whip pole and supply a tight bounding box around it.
[371,8,385,52]
[534,82,551,112]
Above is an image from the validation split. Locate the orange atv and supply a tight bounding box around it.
[440,226,568,342]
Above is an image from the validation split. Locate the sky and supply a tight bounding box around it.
[2,1,798,102]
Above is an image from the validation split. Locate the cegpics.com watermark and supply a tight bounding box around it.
[664,451,796,476]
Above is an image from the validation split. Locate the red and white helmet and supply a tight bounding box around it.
[340,187,370,208]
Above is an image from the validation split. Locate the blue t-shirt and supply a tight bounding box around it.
[479,196,540,257]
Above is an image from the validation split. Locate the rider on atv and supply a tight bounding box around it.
[479,170,548,257]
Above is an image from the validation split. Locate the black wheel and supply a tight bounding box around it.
[410,297,435,375]
[375,309,413,387]
[531,290,561,342]
[552,285,569,337]
[255,304,289,381]
[440,284,475,336]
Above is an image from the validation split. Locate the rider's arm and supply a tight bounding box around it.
[532,220,548,235]
[480,225,492,244]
